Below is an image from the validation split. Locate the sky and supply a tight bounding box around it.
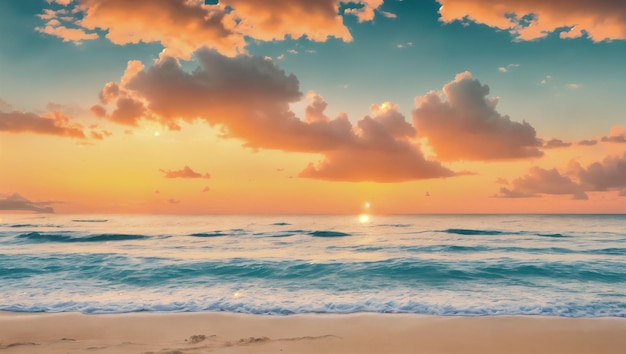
[1,0,625,214]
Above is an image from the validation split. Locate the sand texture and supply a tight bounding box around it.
[1,312,626,353]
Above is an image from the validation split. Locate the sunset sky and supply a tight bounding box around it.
[1,0,625,214]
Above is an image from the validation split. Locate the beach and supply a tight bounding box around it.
[2,312,626,353]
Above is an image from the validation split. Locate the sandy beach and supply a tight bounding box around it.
[1,312,625,353]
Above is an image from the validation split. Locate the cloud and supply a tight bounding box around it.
[99,49,454,182]
[224,0,352,42]
[493,187,536,199]
[567,83,583,89]
[90,130,111,140]
[168,198,180,204]
[498,64,520,73]
[36,0,380,59]
[497,166,588,200]
[47,0,73,5]
[540,75,553,85]
[299,101,455,182]
[35,24,98,44]
[412,71,543,161]
[601,126,626,143]
[437,0,626,42]
[160,166,211,179]
[577,139,598,146]
[0,193,56,213]
[542,138,572,149]
[0,109,85,139]
[344,0,390,22]
[109,97,146,126]
[99,82,120,104]
[90,104,107,118]
[577,152,626,191]
[201,186,210,193]
[498,152,626,199]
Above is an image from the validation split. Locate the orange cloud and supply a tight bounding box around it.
[0,109,85,139]
[98,50,454,182]
[577,152,626,191]
[510,167,588,200]
[299,101,454,182]
[412,72,543,161]
[35,24,98,43]
[223,0,352,42]
[35,0,385,58]
[437,0,626,42]
[601,126,626,143]
[160,166,211,179]
[109,97,146,126]
[496,152,626,199]
[90,104,107,118]
[344,0,386,22]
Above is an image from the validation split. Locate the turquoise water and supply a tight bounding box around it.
[1,214,625,316]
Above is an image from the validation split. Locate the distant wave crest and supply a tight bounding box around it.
[17,232,149,243]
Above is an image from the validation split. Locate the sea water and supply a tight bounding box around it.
[1,214,625,317]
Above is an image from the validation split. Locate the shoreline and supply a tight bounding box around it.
[2,312,626,353]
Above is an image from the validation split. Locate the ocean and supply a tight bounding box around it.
[1,214,625,317]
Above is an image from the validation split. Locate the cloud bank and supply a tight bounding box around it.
[37,0,390,59]
[496,152,626,200]
[0,109,85,139]
[437,0,626,42]
[97,49,454,182]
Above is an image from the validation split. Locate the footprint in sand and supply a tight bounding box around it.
[0,342,40,349]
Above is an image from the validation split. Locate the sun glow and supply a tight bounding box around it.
[359,214,370,223]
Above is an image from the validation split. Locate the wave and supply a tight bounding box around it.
[189,232,229,237]
[309,231,351,237]
[16,257,618,286]
[441,228,506,236]
[9,224,40,228]
[3,300,625,318]
[271,222,291,226]
[438,229,572,238]
[189,229,248,238]
[16,232,149,243]
[253,231,299,238]
[72,219,109,223]
[7,224,61,228]
[535,233,570,238]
